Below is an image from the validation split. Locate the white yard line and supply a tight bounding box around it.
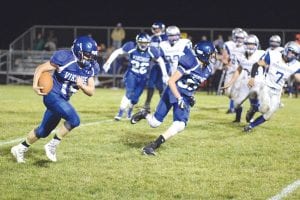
[269,180,300,200]
[0,119,114,146]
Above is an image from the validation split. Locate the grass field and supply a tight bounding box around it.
[0,85,299,200]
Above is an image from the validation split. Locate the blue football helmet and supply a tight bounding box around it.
[72,36,98,67]
[282,41,300,62]
[194,41,216,66]
[136,32,151,51]
[151,22,166,35]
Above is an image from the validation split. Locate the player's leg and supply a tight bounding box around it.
[142,95,189,155]
[11,109,61,163]
[115,71,136,120]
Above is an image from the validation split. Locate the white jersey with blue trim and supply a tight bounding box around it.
[51,50,100,100]
[238,50,265,74]
[224,40,245,70]
[175,49,213,97]
[122,41,161,75]
[265,46,284,53]
[159,38,192,75]
[263,50,300,90]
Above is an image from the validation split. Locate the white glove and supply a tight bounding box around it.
[102,62,111,73]
[162,75,169,85]
[177,97,186,109]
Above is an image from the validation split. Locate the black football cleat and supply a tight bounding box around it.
[243,125,253,133]
[142,142,156,156]
[130,109,150,124]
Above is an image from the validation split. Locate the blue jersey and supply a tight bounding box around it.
[150,34,168,48]
[50,50,100,100]
[122,41,161,76]
[175,49,213,97]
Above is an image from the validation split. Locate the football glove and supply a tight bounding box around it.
[189,96,196,107]
[177,97,186,109]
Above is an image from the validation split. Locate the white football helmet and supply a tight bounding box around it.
[166,26,180,45]
[244,34,259,55]
[269,35,281,49]
[282,41,300,62]
[233,29,247,46]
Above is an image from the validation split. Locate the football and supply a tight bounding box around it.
[38,71,53,94]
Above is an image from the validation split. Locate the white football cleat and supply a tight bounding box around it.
[44,141,59,162]
[11,144,28,163]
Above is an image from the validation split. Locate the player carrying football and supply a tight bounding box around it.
[11,35,100,163]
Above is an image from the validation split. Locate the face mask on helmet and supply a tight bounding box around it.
[269,35,281,49]
[283,41,300,62]
[136,33,151,51]
[72,36,98,67]
[194,41,217,66]
[151,22,165,36]
[166,26,180,45]
[244,35,259,55]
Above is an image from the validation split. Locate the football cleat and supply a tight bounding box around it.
[44,141,58,162]
[114,115,122,121]
[243,125,253,133]
[11,144,28,163]
[232,119,241,123]
[130,109,150,124]
[226,109,235,114]
[142,142,156,156]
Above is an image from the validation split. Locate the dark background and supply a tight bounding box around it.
[1,0,299,49]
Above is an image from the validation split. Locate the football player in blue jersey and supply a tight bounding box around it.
[143,22,168,112]
[131,41,216,155]
[103,32,168,121]
[11,36,100,163]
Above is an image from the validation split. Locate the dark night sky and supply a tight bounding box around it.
[1,0,299,49]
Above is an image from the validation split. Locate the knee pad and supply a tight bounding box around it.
[259,104,270,113]
[35,127,51,138]
[147,115,162,128]
[66,115,80,130]
[172,121,185,132]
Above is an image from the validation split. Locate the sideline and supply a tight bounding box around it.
[0,119,114,146]
[268,180,300,200]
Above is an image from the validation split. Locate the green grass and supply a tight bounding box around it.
[0,85,299,200]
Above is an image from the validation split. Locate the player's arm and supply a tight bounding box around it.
[33,61,57,95]
[168,70,182,99]
[156,56,169,84]
[248,59,267,87]
[102,48,124,73]
[77,76,95,96]
[222,66,242,89]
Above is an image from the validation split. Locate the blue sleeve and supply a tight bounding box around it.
[50,50,72,66]
[262,52,271,65]
[149,46,160,59]
[122,41,135,52]
[177,51,198,72]
[296,68,300,74]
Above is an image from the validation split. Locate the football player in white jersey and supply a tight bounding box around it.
[222,28,247,114]
[266,35,284,53]
[143,25,193,112]
[223,34,265,123]
[159,26,192,75]
[244,41,300,132]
